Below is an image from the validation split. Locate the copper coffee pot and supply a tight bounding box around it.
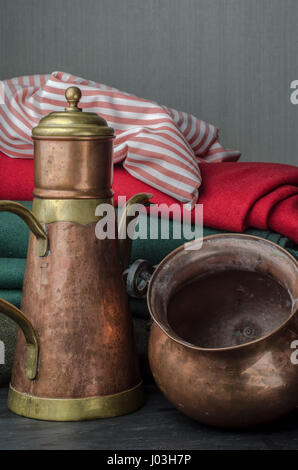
[0,87,151,421]
[147,234,298,428]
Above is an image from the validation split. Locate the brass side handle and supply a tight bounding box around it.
[118,193,153,270]
[0,298,38,380]
[0,201,48,256]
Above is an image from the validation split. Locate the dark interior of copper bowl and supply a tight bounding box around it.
[166,268,293,349]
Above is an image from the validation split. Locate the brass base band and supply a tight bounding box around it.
[8,382,144,421]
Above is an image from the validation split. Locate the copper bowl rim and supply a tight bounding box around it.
[147,233,298,352]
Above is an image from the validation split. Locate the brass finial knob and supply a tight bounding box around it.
[65,86,82,112]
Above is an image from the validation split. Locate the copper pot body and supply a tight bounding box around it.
[148,234,298,428]
[1,133,148,421]
[0,88,152,420]
[11,221,140,398]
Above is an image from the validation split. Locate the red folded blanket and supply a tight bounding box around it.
[0,151,297,243]
[0,71,240,204]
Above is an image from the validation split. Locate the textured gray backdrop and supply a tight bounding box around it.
[1,0,298,165]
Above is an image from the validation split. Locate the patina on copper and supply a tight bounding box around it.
[0,86,152,421]
[148,234,298,428]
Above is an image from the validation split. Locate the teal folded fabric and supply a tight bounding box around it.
[0,201,32,258]
[0,259,26,289]
[0,289,22,308]
[131,216,298,265]
[1,202,297,260]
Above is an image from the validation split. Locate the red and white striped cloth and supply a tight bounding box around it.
[0,71,240,203]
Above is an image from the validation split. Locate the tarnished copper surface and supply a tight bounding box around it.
[11,221,140,398]
[33,137,114,199]
[148,234,298,428]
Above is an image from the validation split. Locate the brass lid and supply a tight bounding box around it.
[32,86,114,137]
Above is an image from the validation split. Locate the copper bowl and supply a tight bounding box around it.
[148,234,298,428]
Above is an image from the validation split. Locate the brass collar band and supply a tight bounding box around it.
[32,198,112,225]
[8,382,144,421]
[33,189,114,200]
[33,135,115,141]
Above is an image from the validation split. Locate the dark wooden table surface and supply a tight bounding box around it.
[0,385,298,450]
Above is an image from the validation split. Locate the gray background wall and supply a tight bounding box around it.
[1,0,298,165]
